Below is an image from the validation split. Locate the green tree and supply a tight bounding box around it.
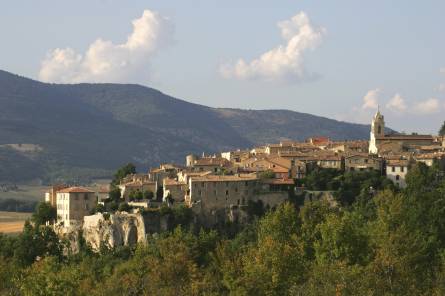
[111,163,136,185]
[118,203,131,212]
[32,202,57,226]
[143,190,154,200]
[108,187,121,202]
[314,210,371,266]
[368,190,438,294]
[259,170,276,179]
[439,120,445,136]
[225,203,308,295]
[14,221,63,267]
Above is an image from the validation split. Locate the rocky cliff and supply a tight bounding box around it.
[83,212,147,250]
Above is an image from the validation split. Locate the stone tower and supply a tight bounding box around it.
[369,108,385,154]
[186,154,197,167]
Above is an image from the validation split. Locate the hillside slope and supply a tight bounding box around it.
[0,70,372,182]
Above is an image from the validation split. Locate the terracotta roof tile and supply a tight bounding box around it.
[58,187,94,193]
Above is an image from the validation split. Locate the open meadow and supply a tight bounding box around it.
[0,211,31,234]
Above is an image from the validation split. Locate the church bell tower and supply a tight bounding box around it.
[369,107,385,154]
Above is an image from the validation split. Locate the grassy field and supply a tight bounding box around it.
[0,211,31,234]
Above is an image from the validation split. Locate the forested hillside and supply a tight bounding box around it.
[0,70,373,182]
[1,162,445,295]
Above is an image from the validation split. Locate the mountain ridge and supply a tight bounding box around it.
[0,69,373,183]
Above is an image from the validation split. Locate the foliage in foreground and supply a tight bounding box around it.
[1,163,445,295]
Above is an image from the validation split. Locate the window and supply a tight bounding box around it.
[84,194,88,200]
[214,168,218,173]
[365,159,368,163]
[214,190,217,196]
[378,125,381,134]
[225,190,229,196]
[201,182,204,187]
[401,166,404,173]
[392,166,395,172]
[198,190,202,196]
[396,175,400,181]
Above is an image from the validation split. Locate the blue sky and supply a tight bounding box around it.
[1,0,444,133]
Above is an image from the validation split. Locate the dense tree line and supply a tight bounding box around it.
[1,162,445,295]
[0,198,38,212]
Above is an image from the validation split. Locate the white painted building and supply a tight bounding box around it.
[369,109,385,154]
[386,159,411,188]
[56,187,96,227]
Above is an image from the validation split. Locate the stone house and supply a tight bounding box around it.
[386,159,412,188]
[45,184,69,207]
[185,174,260,212]
[56,187,96,227]
[344,154,383,173]
[119,178,157,201]
[241,157,291,179]
[186,155,234,174]
[163,178,187,202]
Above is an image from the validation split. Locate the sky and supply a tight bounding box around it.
[1,0,444,134]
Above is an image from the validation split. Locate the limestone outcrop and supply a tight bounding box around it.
[83,212,147,250]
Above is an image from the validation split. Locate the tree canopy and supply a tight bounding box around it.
[439,120,445,136]
[1,163,445,295]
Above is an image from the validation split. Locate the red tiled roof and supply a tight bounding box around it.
[58,187,94,193]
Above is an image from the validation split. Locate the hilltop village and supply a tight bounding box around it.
[45,111,445,248]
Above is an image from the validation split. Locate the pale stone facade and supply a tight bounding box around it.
[56,187,96,227]
[345,154,383,172]
[369,110,385,154]
[386,159,411,188]
[186,174,259,211]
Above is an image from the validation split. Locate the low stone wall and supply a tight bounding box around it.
[254,191,289,208]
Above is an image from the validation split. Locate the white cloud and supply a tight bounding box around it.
[386,93,407,112]
[413,98,441,114]
[440,67,445,74]
[220,12,325,83]
[438,83,445,92]
[362,88,380,110]
[39,10,172,83]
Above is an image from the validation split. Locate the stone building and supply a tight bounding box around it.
[119,174,157,201]
[369,109,434,154]
[386,159,412,188]
[45,184,68,207]
[186,174,259,211]
[56,187,96,227]
[344,154,383,172]
[186,154,234,174]
[185,173,289,224]
[221,149,251,163]
[163,178,187,202]
[241,157,291,179]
